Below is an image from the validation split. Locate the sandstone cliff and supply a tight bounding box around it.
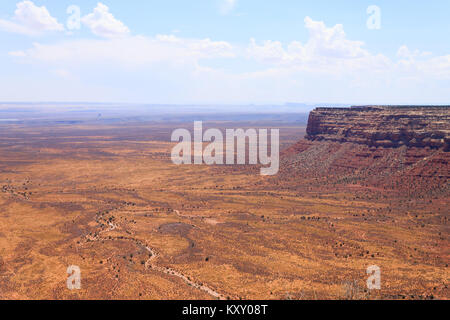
[281,106,449,196]
[305,106,450,149]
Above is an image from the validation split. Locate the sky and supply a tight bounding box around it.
[0,0,449,105]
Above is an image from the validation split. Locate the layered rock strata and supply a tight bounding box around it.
[306,106,450,149]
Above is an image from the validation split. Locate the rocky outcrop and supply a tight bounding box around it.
[306,106,450,149]
[281,106,450,196]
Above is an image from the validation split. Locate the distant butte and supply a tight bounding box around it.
[305,106,450,150]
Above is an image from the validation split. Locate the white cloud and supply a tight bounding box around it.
[10,16,450,82]
[51,68,71,79]
[81,3,130,38]
[397,45,414,59]
[397,45,432,59]
[12,35,235,70]
[246,16,389,75]
[5,16,450,104]
[397,45,450,79]
[303,16,367,59]
[220,0,237,15]
[241,18,450,101]
[0,1,63,36]
[8,50,26,57]
[245,17,450,82]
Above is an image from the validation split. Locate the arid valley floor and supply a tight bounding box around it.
[0,118,448,300]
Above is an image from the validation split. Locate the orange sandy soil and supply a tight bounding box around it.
[0,122,447,300]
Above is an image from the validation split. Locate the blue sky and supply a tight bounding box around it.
[1,0,449,104]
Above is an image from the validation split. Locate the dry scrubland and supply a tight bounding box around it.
[0,121,448,300]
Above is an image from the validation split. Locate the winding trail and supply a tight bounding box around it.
[143,246,224,299]
[84,210,226,300]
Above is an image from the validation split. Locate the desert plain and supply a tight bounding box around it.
[0,116,448,300]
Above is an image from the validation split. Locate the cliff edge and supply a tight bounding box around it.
[281,106,449,196]
[305,106,450,150]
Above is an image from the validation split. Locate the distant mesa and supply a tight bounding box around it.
[305,106,450,150]
[282,106,449,195]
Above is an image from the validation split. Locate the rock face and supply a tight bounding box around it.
[281,106,449,196]
[306,106,450,149]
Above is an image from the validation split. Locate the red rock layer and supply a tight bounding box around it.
[282,106,449,196]
[306,106,450,149]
